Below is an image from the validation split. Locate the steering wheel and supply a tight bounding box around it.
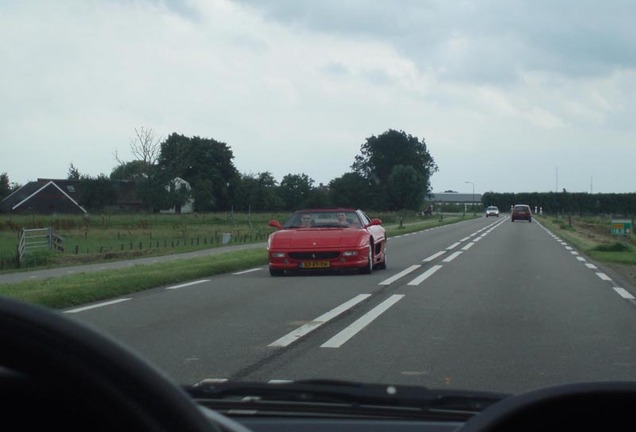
[459,381,636,432]
[0,295,248,431]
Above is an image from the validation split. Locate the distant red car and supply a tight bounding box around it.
[267,208,387,276]
[511,204,532,222]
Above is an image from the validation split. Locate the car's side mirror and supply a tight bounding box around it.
[268,220,282,230]
[368,218,382,226]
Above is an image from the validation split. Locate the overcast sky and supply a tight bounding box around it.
[2,0,634,194]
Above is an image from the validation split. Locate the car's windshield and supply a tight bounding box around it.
[283,211,361,228]
[1,0,635,411]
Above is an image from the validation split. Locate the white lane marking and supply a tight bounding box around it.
[268,294,371,347]
[460,236,471,242]
[65,298,131,313]
[321,295,404,348]
[166,279,211,290]
[408,265,443,286]
[443,251,463,263]
[233,268,262,275]
[614,288,635,299]
[571,251,580,256]
[585,263,598,269]
[446,242,461,250]
[423,251,446,262]
[379,265,421,286]
[596,273,612,282]
[576,257,586,262]
[461,242,475,251]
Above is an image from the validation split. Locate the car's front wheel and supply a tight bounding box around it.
[375,243,387,270]
[269,267,284,276]
[359,245,373,274]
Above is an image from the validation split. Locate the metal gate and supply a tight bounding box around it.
[18,228,64,263]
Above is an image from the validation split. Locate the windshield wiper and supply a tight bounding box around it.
[187,379,507,419]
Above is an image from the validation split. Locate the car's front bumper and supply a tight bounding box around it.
[268,248,369,271]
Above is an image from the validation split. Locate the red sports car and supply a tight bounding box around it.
[267,208,387,276]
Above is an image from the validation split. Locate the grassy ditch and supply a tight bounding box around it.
[537,215,635,265]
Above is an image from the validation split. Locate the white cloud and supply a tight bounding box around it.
[1,0,634,193]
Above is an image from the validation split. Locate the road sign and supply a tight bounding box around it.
[610,219,632,236]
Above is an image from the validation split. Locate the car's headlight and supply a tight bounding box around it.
[271,252,286,258]
[342,251,359,256]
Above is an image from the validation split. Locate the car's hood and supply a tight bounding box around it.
[270,228,364,249]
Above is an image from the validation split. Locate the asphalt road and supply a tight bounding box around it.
[63,216,636,395]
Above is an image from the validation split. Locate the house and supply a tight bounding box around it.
[160,177,194,214]
[0,177,194,215]
[0,178,145,214]
[0,179,87,215]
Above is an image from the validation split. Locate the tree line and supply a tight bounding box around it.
[482,191,636,216]
[1,129,438,214]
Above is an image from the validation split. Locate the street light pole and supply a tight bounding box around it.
[465,181,475,214]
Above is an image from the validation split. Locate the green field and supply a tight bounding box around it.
[0,212,287,270]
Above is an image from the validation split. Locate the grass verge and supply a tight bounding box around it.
[536,215,636,266]
[0,249,268,309]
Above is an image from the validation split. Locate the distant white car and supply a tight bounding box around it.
[486,206,499,217]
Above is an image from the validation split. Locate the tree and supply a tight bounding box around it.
[110,160,149,181]
[386,165,424,210]
[135,166,172,212]
[78,174,117,211]
[351,129,438,209]
[157,133,240,211]
[0,173,11,200]
[68,163,81,180]
[115,127,161,169]
[328,172,374,209]
[279,173,314,210]
[235,172,283,211]
[302,186,331,209]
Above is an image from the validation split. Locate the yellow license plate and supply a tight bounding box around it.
[300,261,330,269]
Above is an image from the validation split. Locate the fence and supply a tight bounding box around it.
[18,228,64,264]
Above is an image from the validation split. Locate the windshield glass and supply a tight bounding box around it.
[1,0,635,408]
